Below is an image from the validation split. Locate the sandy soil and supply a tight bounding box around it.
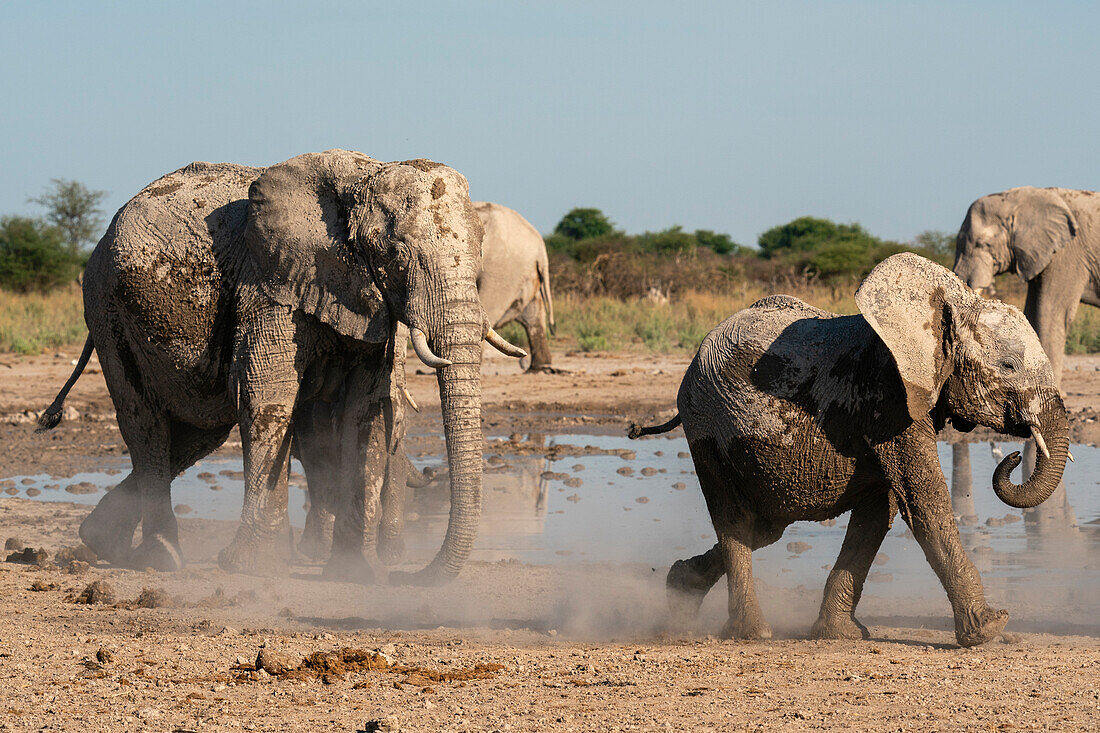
[1,348,1099,730]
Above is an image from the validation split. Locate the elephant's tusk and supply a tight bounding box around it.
[485,327,527,359]
[402,387,419,412]
[1031,427,1050,460]
[1068,449,1075,463]
[409,328,451,369]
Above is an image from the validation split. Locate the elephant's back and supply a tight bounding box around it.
[473,202,545,324]
[86,162,262,365]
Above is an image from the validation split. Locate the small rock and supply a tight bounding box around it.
[873,553,889,566]
[868,572,893,583]
[256,643,294,675]
[55,545,97,565]
[65,561,90,575]
[786,541,811,555]
[210,484,223,491]
[24,488,40,497]
[174,504,193,515]
[818,518,837,527]
[571,464,585,472]
[5,547,49,566]
[29,580,58,591]
[564,477,582,488]
[566,494,581,503]
[65,482,99,495]
[360,717,401,733]
[4,537,23,551]
[136,587,173,608]
[617,467,634,477]
[4,487,17,496]
[96,647,114,664]
[672,482,686,490]
[20,478,34,486]
[635,496,649,504]
[641,467,658,476]
[75,580,115,605]
[677,452,690,459]
[1003,513,1021,523]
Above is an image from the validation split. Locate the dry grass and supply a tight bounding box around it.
[0,286,85,355]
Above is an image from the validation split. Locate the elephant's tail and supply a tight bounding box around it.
[628,413,681,439]
[537,258,555,336]
[36,336,94,433]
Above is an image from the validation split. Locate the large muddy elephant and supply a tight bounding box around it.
[630,253,1068,647]
[38,150,525,584]
[474,202,555,372]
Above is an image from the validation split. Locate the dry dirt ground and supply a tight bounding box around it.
[0,348,1099,731]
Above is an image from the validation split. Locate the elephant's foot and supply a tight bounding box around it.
[955,606,1009,648]
[78,503,139,566]
[297,525,331,561]
[810,613,869,641]
[720,611,772,641]
[389,561,457,587]
[218,532,289,577]
[323,551,383,585]
[376,534,406,566]
[525,364,557,375]
[666,558,716,621]
[126,535,184,572]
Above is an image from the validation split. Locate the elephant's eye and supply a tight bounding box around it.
[1000,360,1017,372]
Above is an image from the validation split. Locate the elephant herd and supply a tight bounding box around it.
[36,149,1096,647]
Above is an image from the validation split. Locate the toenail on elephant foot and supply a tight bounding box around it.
[955,607,1009,648]
[720,616,772,641]
[126,535,185,572]
[376,535,406,566]
[218,535,288,577]
[810,614,869,641]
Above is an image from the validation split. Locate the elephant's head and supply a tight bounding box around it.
[245,150,525,583]
[857,253,1068,509]
[954,187,1078,291]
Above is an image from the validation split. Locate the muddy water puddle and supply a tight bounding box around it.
[3,435,1099,604]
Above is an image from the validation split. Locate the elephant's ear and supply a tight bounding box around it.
[244,152,392,342]
[1009,187,1078,281]
[855,253,971,422]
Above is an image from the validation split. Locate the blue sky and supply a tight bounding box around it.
[2,1,1097,247]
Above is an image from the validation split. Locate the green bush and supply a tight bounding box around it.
[0,216,83,292]
[553,208,615,241]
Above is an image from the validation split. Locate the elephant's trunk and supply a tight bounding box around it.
[400,282,484,584]
[991,393,1069,509]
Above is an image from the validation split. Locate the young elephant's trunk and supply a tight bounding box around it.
[991,393,1069,508]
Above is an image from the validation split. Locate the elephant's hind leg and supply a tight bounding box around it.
[517,298,553,372]
[811,492,895,640]
[79,473,141,565]
[717,518,772,640]
[666,544,724,622]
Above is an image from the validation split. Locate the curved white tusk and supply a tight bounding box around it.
[1031,427,1051,460]
[402,387,419,412]
[485,327,527,359]
[1068,449,1075,463]
[409,328,451,369]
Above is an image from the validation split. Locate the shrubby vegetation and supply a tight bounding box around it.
[0,216,84,292]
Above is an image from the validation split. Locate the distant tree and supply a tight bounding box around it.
[693,229,746,255]
[0,216,82,292]
[29,179,107,254]
[637,226,697,255]
[912,230,957,259]
[553,207,614,241]
[757,216,873,259]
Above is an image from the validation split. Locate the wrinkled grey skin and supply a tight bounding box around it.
[475,202,555,372]
[631,254,1068,647]
[39,150,522,585]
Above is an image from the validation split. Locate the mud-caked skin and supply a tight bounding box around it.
[474,202,556,372]
[650,253,1069,647]
[44,150,526,584]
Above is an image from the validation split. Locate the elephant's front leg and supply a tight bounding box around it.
[517,298,553,372]
[811,492,895,640]
[874,422,1008,647]
[324,399,388,584]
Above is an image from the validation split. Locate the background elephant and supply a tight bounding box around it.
[953,187,1100,387]
[630,253,1068,647]
[475,201,555,372]
[953,186,1096,528]
[38,150,524,585]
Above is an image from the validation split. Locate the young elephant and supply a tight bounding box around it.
[630,253,1068,647]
